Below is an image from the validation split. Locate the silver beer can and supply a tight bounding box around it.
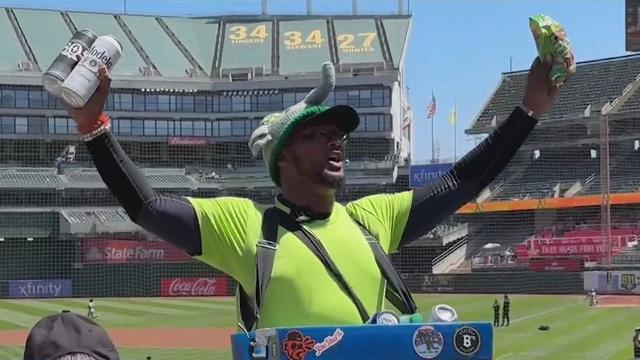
[42,29,97,98]
[429,304,458,323]
[60,34,122,108]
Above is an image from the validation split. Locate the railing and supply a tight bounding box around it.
[432,237,468,274]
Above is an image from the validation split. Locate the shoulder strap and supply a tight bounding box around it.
[238,207,280,331]
[355,223,419,316]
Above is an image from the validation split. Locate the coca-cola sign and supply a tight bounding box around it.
[161,277,230,297]
[167,137,208,146]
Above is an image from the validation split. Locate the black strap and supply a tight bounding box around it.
[238,208,280,331]
[364,235,418,315]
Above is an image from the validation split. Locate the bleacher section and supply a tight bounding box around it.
[468,55,640,202]
[491,148,598,200]
[472,55,640,129]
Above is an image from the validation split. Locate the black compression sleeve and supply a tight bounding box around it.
[399,106,537,246]
[85,131,202,255]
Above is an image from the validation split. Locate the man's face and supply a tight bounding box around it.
[279,120,348,190]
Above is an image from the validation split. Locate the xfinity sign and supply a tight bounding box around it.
[409,163,452,188]
[9,279,72,299]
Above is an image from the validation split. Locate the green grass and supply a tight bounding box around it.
[0,294,636,359]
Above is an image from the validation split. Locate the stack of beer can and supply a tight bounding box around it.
[42,29,122,108]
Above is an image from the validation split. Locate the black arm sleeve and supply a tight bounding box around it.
[399,106,537,246]
[85,131,202,256]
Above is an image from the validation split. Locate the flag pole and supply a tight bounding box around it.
[431,113,435,163]
[454,102,457,162]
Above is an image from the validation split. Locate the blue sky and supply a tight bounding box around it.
[0,0,629,163]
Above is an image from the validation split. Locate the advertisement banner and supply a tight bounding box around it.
[9,279,72,299]
[409,163,452,188]
[161,277,230,297]
[82,239,191,263]
[526,235,634,248]
[584,271,639,294]
[517,238,630,260]
[531,242,608,257]
[528,257,584,272]
[168,137,209,146]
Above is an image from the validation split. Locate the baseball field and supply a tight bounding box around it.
[0,294,636,359]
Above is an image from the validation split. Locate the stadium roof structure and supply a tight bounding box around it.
[0,8,411,89]
[468,54,640,134]
[0,161,398,191]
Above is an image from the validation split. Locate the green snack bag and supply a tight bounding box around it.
[529,14,576,85]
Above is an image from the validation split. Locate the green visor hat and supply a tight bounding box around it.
[248,62,359,187]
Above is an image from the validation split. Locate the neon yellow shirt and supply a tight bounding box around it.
[187,191,413,328]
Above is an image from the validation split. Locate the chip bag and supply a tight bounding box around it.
[529,14,576,86]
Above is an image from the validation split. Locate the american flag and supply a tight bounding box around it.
[427,92,436,119]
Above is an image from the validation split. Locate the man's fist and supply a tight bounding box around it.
[522,57,560,119]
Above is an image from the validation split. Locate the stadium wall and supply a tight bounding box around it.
[405,272,584,294]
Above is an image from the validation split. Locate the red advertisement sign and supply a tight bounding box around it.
[529,257,585,272]
[526,235,636,248]
[161,277,230,297]
[517,235,635,260]
[82,239,191,263]
[534,242,607,257]
[168,137,208,146]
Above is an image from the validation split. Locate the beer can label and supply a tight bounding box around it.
[60,35,122,108]
[43,29,97,97]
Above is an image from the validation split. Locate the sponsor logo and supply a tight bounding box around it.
[83,239,191,264]
[88,46,116,69]
[168,137,209,146]
[313,328,343,356]
[621,273,638,291]
[86,247,102,261]
[412,325,444,359]
[60,41,86,62]
[161,277,230,297]
[96,245,164,261]
[9,279,72,299]
[168,278,219,296]
[453,326,481,356]
[283,330,316,360]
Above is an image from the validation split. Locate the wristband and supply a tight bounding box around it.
[79,113,111,142]
[518,103,536,119]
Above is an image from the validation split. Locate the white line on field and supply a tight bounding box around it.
[511,302,582,324]
[495,352,513,360]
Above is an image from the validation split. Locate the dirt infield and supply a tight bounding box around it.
[597,295,640,308]
[0,327,234,349]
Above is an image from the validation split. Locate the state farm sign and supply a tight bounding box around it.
[161,277,230,297]
[82,239,191,264]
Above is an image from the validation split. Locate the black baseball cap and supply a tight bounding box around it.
[24,311,119,360]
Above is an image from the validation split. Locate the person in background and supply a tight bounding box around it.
[492,299,500,327]
[501,294,511,327]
